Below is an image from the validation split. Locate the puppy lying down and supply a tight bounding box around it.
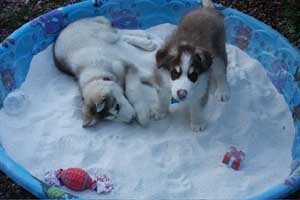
[54,16,162,127]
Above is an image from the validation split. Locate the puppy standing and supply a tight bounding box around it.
[155,0,230,131]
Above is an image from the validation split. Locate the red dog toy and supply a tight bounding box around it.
[44,168,112,193]
[222,146,246,170]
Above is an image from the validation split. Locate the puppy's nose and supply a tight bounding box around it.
[177,89,188,100]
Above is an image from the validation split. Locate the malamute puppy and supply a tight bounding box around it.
[155,0,230,132]
[54,16,158,127]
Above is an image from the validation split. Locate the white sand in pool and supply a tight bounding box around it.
[0,24,295,199]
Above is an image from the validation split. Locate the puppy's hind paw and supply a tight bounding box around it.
[140,40,157,52]
[190,122,207,132]
[123,36,157,52]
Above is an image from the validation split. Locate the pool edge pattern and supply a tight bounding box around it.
[0,0,299,199]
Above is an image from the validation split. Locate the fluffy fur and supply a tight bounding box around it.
[155,0,230,131]
[54,16,159,127]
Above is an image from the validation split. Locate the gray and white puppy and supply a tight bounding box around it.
[54,16,158,127]
[155,0,230,131]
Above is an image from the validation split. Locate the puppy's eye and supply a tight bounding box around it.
[105,114,115,120]
[111,100,120,114]
[159,64,168,69]
[115,103,120,112]
[188,72,198,82]
[171,68,181,80]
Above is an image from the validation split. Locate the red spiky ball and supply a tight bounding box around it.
[56,168,94,191]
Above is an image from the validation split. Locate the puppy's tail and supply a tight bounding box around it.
[202,0,214,8]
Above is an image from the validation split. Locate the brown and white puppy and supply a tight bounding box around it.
[155,0,230,131]
[54,16,158,127]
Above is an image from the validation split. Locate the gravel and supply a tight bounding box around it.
[0,0,299,199]
[215,0,286,36]
[0,172,36,199]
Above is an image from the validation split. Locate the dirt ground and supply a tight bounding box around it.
[0,0,299,199]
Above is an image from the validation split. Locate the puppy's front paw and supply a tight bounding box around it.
[149,104,167,121]
[154,112,167,121]
[215,86,230,102]
[190,122,207,132]
[127,107,136,124]
[133,104,149,126]
[151,109,167,121]
[136,111,150,126]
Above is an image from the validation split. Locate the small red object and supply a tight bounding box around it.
[57,168,93,191]
[222,146,246,170]
[45,167,113,193]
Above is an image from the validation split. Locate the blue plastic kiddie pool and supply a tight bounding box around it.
[0,0,299,199]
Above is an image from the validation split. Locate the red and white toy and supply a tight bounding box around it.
[222,146,246,170]
[44,168,113,194]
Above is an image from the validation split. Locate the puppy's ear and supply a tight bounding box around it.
[82,103,97,128]
[82,115,97,128]
[156,48,168,69]
[156,48,175,69]
[96,101,106,113]
[194,47,213,70]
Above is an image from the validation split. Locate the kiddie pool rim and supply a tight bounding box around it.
[0,0,300,199]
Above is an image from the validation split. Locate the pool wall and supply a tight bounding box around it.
[0,0,299,199]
